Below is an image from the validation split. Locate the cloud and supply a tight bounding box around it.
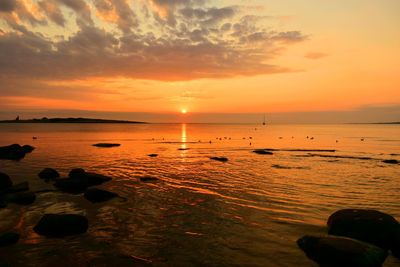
[0,0,17,12]
[0,0,306,84]
[305,52,328,59]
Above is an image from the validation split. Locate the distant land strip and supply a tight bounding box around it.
[347,122,400,124]
[0,117,146,124]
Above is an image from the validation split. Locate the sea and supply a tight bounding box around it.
[0,123,399,267]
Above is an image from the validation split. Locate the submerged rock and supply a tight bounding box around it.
[38,168,60,180]
[382,159,399,164]
[148,154,158,157]
[253,149,273,155]
[92,143,121,148]
[54,178,88,194]
[2,182,29,194]
[0,232,20,246]
[139,176,159,182]
[4,191,36,205]
[84,188,118,203]
[210,157,229,162]
[328,209,400,253]
[0,172,12,191]
[69,168,86,178]
[0,144,34,160]
[297,235,388,267]
[33,214,88,237]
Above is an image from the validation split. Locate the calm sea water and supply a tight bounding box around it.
[0,123,399,267]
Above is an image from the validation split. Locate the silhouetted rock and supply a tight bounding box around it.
[92,143,121,148]
[69,168,86,178]
[382,159,399,164]
[38,168,60,180]
[0,232,20,246]
[178,148,189,151]
[54,178,88,194]
[253,149,273,155]
[0,172,12,191]
[148,154,158,157]
[210,157,228,162]
[2,182,29,194]
[4,191,36,205]
[0,144,34,160]
[84,188,118,203]
[33,214,88,237]
[328,209,399,253]
[297,235,388,267]
[139,176,159,182]
[392,227,400,258]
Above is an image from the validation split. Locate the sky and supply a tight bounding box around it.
[0,0,399,123]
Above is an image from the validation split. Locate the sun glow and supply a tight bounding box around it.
[181,109,187,114]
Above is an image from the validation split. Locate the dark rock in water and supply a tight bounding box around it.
[84,188,118,203]
[178,148,189,151]
[148,154,158,157]
[253,149,273,155]
[297,235,388,267]
[0,172,12,191]
[0,144,34,160]
[54,178,88,194]
[139,176,159,182]
[392,227,400,258]
[4,191,36,205]
[0,232,20,246]
[33,214,88,237]
[0,201,6,208]
[92,143,121,148]
[84,172,112,186]
[382,159,399,164]
[38,168,60,180]
[2,182,29,194]
[328,209,399,252]
[210,157,228,162]
[21,145,35,153]
[69,168,86,178]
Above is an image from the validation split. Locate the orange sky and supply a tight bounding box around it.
[0,0,399,122]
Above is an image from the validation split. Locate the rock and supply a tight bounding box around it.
[4,191,36,205]
[0,144,34,160]
[0,172,12,191]
[327,209,399,251]
[84,188,118,203]
[69,168,86,178]
[392,227,400,258]
[139,176,159,182]
[178,148,189,151]
[253,149,273,155]
[382,159,399,164]
[38,168,60,180]
[297,235,388,267]
[148,154,158,157]
[54,178,88,194]
[21,145,35,153]
[2,182,29,194]
[210,157,228,162]
[0,232,20,246]
[92,143,121,148]
[33,214,88,237]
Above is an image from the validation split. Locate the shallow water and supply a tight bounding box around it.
[0,123,399,267]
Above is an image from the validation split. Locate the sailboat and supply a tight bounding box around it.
[262,114,266,125]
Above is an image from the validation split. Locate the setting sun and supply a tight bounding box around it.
[181,109,187,114]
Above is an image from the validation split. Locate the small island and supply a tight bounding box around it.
[0,117,146,124]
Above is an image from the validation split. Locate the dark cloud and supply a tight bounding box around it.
[38,1,66,26]
[0,0,17,12]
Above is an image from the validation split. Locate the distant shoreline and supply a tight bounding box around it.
[346,122,400,125]
[0,117,146,124]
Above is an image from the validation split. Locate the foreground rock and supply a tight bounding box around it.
[328,209,400,255]
[33,214,88,237]
[297,235,388,267]
[92,143,121,148]
[0,172,12,191]
[55,169,112,194]
[84,188,118,203]
[210,157,229,162]
[2,182,29,194]
[0,144,34,160]
[38,168,60,180]
[253,149,273,155]
[0,232,20,246]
